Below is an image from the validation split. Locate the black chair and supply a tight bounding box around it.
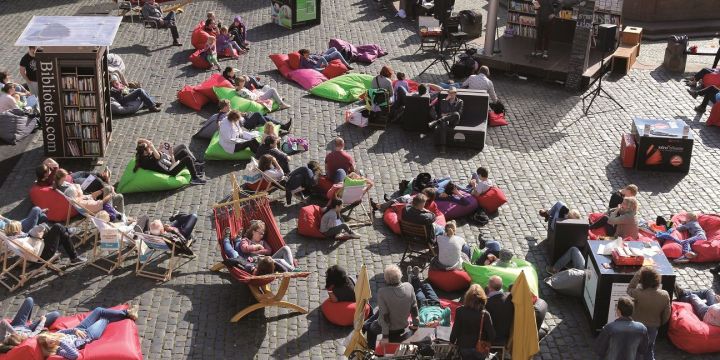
[435,89,489,150]
[401,96,432,132]
[399,220,437,267]
[546,218,589,263]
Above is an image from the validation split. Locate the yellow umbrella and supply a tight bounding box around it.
[511,270,540,360]
[344,264,372,358]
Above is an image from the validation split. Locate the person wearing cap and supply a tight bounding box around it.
[110,75,163,113]
[428,87,464,152]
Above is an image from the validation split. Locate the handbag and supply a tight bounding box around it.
[475,310,492,354]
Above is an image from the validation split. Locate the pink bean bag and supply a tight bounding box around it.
[321,299,371,326]
[269,53,293,78]
[474,187,508,214]
[391,79,419,93]
[177,85,210,111]
[488,111,508,127]
[298,205,325,239]
[0,305,142,360]
[189,49,211,69]
[435,190,479,220]
[661,213,720,262]
[428,268,471,292]
[321,59,348,79]
[383,201,446,235]
[668,302,720,354]
[190,21,213,50]
[221,47,238,58]
[29,184,76,222]
[288,69,328,90]
[194,73,233,103]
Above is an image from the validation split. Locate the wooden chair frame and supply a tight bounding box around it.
[398,220,437,267]
[60,190,98,247]
[211,175,310,322]
[340,182,374,227]
[135,232,193,282]
[0,231,64,292]
[88,217,137,274]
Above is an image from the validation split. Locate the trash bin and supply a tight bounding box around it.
[663,35,688,73]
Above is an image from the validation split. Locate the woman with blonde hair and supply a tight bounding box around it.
[450,284,496,359]
[0,297,61,353]
[433,220,471,270]
[589,196,639,239]
[37,305,138,359]
[3,220,85,265]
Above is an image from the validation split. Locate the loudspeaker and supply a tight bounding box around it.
[433,0,455,24]
[597,24,618,53]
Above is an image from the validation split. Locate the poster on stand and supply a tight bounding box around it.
[607,282,630,324]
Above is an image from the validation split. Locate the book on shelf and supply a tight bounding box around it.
[80,110,97,124]
[507,23,537,38]
[64,93,78,106]
[79,94,96,107]
[64,124,81,138]
[67,140,81,157]
[508,13,536,26]
[83,141,100,155]
[81,126,100,139]
[509,0,535,14]
[61,76,77,90]
[78,77,95,91]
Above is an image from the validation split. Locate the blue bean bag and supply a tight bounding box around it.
[435,190,479,220]
[116,159,191,194]
[462,247,539,295]
[309,73,374,102]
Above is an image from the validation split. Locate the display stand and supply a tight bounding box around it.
[583,240,675,333]
[631,118,694,173]
[15,16,121,163]
[270,0,321,29]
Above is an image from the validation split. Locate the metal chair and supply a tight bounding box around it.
[140,13,161,47]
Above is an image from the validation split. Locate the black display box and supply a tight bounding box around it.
[631,118,693,173]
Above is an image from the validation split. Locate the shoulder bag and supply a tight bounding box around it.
[475,310,492,354]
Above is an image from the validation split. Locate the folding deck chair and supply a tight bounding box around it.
[210,175,310,322]
[88,217,137,274]
[337,177,373,227]
[58,190,97,246]
[241,158,286,201]
[0,230,64,292]
[135,231,193,282]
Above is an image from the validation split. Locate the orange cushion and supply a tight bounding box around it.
[321,299,370,326]
[189,49,212,69]
[669,302,720,354]
[288,52,302,70]
[708,102,720,127]
[322,59,349,79]
[428,269,472,292]
[474,187,507,214]
[317,176,333,198]
[298,205,325,238]
[190,21,211,50]
[177,85,210,111]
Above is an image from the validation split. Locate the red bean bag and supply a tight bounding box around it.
[668,302,720,354]
[587,212,606,240]
[321,59,349,79]
[221,47,238,58]
[29,184,76,222]
[435,190,479,220]
[321,299,371,326]
[474,187,508,214]
[488,110,508,127]
[661,213,720,262]
[189,49,211,69]
[269,53,293,78]
[288,52,302,70]
[177,85,210,111]
[708,102,720,127]
[383,200,447,235]
[0,305,142,360]
[391,79,419,93]
[702,72,720,88]
[298,205,325,239]
[194,73,233,103]
[428,268,471,292]
[190,21,213,50]
[288,69,328,90]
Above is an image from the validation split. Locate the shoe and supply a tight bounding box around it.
[370,199,380,212]
[674,284,687,300]
[686,251,697,259]
[335,233,352,241]
[223,227,231,238]
[538,209,549,221]
[542,51,549,59]
[545,265,557,276]
[347,66,354,71]
[412,266,422,280]
[279,104,291,110]
[710,266,720,275]
[673,256,690,264]
[126,304,139,321]
[69,256,87,265]
[407,265,413,282]
[695,105,706,113]
[531,51,540,57]
[190,178,206,185]
[176,7,184,14]
[280,119,292,131]
[348,233,361,239]
[149,106,161,113]
[384,193,391,202]
[687,89,698,99]
[67,227,80,236]
[172,41,183,47]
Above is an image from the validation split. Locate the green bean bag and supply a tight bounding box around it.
[204,124,276,161]
[213,87,279,114]
[116,159,191,194]
[462,248,539,295]
[309,73,374,102]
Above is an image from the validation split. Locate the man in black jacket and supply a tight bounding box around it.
[402,194,443,237]
[484,276,514,346]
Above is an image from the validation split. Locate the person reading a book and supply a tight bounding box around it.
[219,110,261,154]
[134,139,206,185]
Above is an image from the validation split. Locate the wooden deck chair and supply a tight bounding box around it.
[58,190,97,246]
[0,230,64,292]
[399,220,437,267]
[210,175,310,322]
[338,177,373,227]
[135,231,194,282]
[88,217,137,274]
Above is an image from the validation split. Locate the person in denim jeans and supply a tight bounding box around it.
[546,246,585,275]
[111,86,162,113]
[674,285,720,327]
[0,206,47,233]
[0,297,61,350]
[298,47,353,71]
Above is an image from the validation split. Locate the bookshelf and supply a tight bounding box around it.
[36,47,112,160]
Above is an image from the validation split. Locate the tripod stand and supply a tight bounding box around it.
[418,37,454,77]
[582,52,624,115]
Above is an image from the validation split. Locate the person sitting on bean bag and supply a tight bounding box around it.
[474,236,502,266]
[0,207,47,233]
[436,181,470,205]
[42,158,117,197]
[110,75,163,113]
[0,83,21,112]
[36,305,139,359]
[222,67,262,90]
[217,26,245,57]
[588,197,639,239]
[407,266,451,327]
[285,161,322,205]
[134,138,206,185]
[363,265,419,350]
[256,135,290,174]
[674,284,720,327]
[228,16,250,51]
[320,198,361,240]
[546,245,584,275]
[432,221,470,270]
[3,221,86,265]
[0,297,60,353]
[325,137,356,184]
[657,211,707,264]
[234,76,291,110]
[325,265,356,302]
[220,110,261,155]
[466,167,492,196]
[403,194,444,237]
[298,48,353,71]
[221,219,296,272]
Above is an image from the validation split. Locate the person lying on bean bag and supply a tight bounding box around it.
[0,297,61,353]
[134,138,206,185]
[234,77,291,110]
[407,266,451,327]
[656,211,707,264]
[325,264,356,302]
[298,48,353,71]
[674,284,720,327]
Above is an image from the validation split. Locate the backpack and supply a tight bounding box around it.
[471,208,490,226]
[451,54,476,79]
[281,136,309,155]
[412,172,433,193]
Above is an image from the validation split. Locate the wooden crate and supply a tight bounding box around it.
[612,44,639,75]
[621,26,643,55]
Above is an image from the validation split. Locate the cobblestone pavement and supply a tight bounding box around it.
[1,1,719,359]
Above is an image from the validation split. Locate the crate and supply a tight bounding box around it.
[612,44,639,75]
[621,26,643,53]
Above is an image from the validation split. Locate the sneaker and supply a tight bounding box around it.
[384,193,392,202]
[686,251,697,259]
[538,209,549,221]
[347,66,354,71]
[545,265,557,276]
[695,105,706,113]
[69,256,87,265]
[687,89,699,99]
[335,233,352,241]
[710,266,720,275]
[154,102,164,108]
[674,284,687,300]
[67,227,80,236]
[531,51,540,57]
[542,51,549,59]
[412,266,422,280]
[673,256,690,264]
[279,103,291,110]
[370,199,380,212]
[280,119,293,131]
[172,41,183,47]
[126,304,139,321]
[148,106,161,113]
[190,178,206,185]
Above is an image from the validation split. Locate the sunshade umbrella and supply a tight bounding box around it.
[511,270,540,360]
[344,264,372,357]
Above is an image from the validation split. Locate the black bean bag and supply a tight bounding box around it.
[110,98,143,116]
[0,109,36,144]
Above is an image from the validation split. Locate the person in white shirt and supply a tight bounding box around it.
[218,110,260,154]
[468,167,493,196]
[0,83,20,112]
[235,77,291,110]
[461,66,498,103]
[433,221,471,270]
